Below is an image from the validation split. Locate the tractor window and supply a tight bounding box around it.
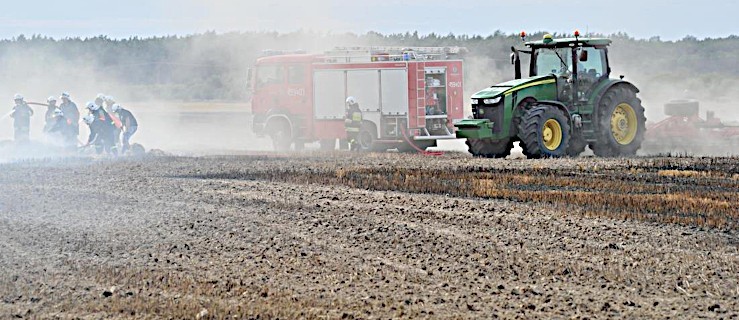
[256,65,284,88]
[576,47,607,78]
[535,48,572,76]
[288,65,305,84]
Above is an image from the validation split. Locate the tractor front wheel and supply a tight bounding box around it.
[518,106,570,158]
[465,138,512,158]
[592,87,646,157]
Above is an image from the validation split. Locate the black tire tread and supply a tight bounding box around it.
[592,86,646,157]
[517,106,570,158]
[466,138,512,158]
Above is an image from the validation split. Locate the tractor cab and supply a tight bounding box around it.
[513,33,612,107]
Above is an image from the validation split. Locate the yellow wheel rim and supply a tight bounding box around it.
[542,119,563,151]
[611,103,638,145]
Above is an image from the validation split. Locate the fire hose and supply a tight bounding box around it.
[400,123,444,156]
[1,102,49,121]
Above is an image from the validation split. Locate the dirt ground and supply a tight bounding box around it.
[0,153,736,319]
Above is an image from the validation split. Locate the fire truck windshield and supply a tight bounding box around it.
[256,65,284,88]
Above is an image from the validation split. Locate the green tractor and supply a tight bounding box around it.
[455,33,646,158]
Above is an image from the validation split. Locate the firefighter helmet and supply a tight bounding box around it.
[105,96,116,105]
[86,101,100,111]
[53,108,63,117]
[346,96,357,105]
[111,104,122,113]
[13,93,23,101]
[82,114,95,125]
[60,92,71,100]
[47,96,57,103]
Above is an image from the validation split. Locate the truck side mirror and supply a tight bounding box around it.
[510,52,515,65]
[579,50,588,62]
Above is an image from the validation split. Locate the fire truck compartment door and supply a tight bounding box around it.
[313,70,346,120]
[347,70,380,112]
[380,69,408,115]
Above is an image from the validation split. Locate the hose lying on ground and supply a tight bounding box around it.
[400,124,444,156]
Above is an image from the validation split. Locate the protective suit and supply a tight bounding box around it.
[344,97,363,150]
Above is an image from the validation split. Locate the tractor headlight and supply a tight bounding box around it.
[470,99,479,105]
[483,97,501,105]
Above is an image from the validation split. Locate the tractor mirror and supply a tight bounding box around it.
[579,50,588,62]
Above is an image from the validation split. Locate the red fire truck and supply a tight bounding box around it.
[249,46,466,151]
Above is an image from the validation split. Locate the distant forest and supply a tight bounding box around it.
[1,31,738,103]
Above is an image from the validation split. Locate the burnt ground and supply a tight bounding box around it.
[0,153,737,319]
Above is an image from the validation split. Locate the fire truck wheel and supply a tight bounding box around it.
[270,126,292,151]
[356,123,377,152]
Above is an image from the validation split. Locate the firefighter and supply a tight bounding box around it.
[10,94,33,143]
[44,108,67,145]
[344,96,362,150]
[104,96,116,112]
[84,101,118,156]
[45,96,58,123]
[111,104,138,154]
[94,93,106,108]
[59,92,80,142]
[104,96,123,148]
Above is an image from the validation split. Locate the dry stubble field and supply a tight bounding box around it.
[0,152,737,319]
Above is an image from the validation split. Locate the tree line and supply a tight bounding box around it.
[1,31,737,102]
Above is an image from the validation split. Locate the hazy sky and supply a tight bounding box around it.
[0,0,736,40]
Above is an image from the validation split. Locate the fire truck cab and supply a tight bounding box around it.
[249,46,466,151]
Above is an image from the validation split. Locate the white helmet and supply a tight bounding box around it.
[111,104,122,113]
[60,92,71,100]
[96,93,106,100]
[346,96,357,105]
[82,114,95,125]
[86,101,100,111]
[53,108,63,117]
[47,96,57,103]
[13,93,23,101]
[105,96,115,105]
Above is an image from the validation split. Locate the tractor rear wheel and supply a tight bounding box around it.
[592,87,646,157]
[466,138,512,158]
[517,106,570,158]
[664,100,699,117]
